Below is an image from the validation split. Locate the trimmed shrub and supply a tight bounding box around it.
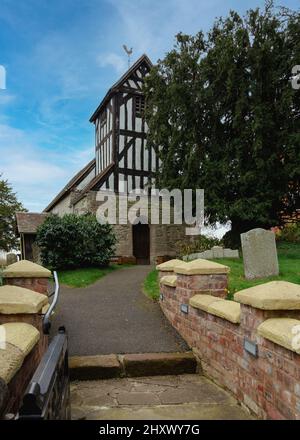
[36,214,116,270]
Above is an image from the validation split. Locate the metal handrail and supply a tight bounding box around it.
[18,327,70,420]
[43,271,59,334]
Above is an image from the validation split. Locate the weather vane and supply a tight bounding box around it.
[123,45,133,68]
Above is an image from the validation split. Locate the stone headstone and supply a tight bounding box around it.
[224,249,239,259]
[241,228,279,280]
[202,250,214,259]
[6,253,17,266]
[212,246,224,258]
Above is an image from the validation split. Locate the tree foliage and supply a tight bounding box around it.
[36,213,116,270]
[0,175,26,251]
[144,1,300,243]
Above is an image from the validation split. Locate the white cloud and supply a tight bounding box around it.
[107,0,220,60]
[0,123,93,211]
[97,52,127,75]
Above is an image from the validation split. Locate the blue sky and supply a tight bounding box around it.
[0,0,298,211]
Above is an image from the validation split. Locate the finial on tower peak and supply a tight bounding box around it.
[123,45,133,68]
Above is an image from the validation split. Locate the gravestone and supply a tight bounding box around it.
[6,253,17,266]
[224,249,239,258]
[241,228,279,280]
[183,247,239,261]
[212,246,224,258]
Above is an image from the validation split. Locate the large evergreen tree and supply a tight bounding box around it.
[144,1,300,244]
[0,175,26,251]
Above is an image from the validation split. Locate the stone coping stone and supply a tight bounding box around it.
[257,318,300,354]
[1,323,40,357]
[122,352,197,377]
[160,275,177,288]
[234,281,300,310]
[156,259,183,272]
[41,303,50,314]
[208,300,241,324]
[189,294,223,312]
[69,355,122,381]
[174,259,230,276]
[3,260,51,278]
[0,285,48,314]
[0,342,24,384]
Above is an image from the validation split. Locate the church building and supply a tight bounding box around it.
[44,54,188,264]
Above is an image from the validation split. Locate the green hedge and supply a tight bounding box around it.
[36,213,116,270]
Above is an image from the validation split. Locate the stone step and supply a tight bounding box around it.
[69,352,197,381]
[71,374,254,420]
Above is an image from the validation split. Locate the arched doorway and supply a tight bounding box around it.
[132,223,150,264]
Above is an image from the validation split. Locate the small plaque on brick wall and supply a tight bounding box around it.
[160,293,164,301]
[180,304,189,314]
[244,338,258,357]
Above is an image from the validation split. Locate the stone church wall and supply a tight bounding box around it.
[72,190,191,263]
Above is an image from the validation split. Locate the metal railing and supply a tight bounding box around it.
[18,327,70,420]
[43,270,59,334]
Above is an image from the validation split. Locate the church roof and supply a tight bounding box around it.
[44,158,96,212]
[16,212,49,234]
[71,162,115,205]
[89,53,152,123]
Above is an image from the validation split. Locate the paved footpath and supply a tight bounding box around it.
[53,265,188,356]
[71,374,253,420]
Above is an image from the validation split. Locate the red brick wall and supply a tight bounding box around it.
[5,343,43,415]
[160,279,300,420]
[176,273,228,299]
[5,277,48,294]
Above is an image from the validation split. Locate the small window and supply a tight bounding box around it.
[135,96,145,118]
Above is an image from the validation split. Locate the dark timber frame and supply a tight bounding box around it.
[85,54,155,199]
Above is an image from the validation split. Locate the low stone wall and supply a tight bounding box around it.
[157,259,300,420]
[183,246,239,261]
[0,260,51,418]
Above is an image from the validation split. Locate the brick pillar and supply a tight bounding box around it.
[159,259,230,346]
[234,281,300,419]
[235,282,300,340]
[3,260,51,294]
[156,258,183,280]
[174,259,230,302]
[0,284,49,359]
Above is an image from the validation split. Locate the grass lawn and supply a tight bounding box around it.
[143,242,300,300]
[221,242,300,299]
[143,269,160,300]
[58,264,128,288]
